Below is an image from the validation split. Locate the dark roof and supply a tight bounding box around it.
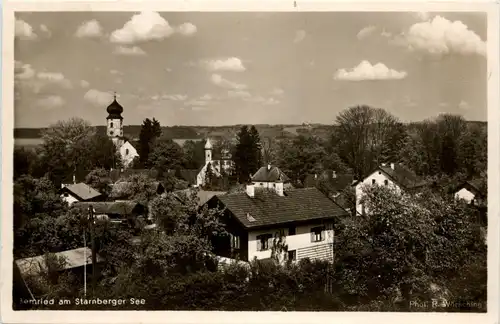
[109,181,164,199]
[353,163,425,190]
[15,247,103,277]
[251,166,291,183]
[72,201,145,215]
[303,172,354,192]
[210,187,348,229]
[174,189,226,207]
[106,98,124,120]
[61,183,102,201]
[457,178,487,197]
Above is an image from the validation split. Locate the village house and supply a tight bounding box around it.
[454,178,487,206]
[72,201,147,226]
[251,164,293,190]
[105,94,139,168]
[353,162,426,215]
[60,182,102,206]
[205,184,349,263]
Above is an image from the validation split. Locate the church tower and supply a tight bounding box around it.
[204,138,213,163]
[106,93,124,147]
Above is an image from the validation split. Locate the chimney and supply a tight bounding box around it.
[390,163,395,170]
[332,170,337,179]
[275,181,284,196]
[267,164,271,171]
[246,183,255,198]
[314,174,318,180]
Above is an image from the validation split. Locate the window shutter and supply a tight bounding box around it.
[257,237,261,251]
[310,231,315,242]
[322,229,325,241]
[268,236,273,249]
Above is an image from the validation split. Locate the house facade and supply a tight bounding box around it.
[354,162,425,215]
[454,179,486,206]
[205,185,348,263]
[60,182,102,206]
[251,165,294,190]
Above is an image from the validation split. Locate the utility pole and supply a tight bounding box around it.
[88,205,97,297]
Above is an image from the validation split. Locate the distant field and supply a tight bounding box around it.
[14,138,43,147]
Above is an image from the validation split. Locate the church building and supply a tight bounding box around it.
[106,95,139,168]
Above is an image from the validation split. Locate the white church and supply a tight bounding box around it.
[195,138,234,187]
[105,95,139,168]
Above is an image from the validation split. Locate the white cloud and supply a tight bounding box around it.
[403,15,486,57]
[37,95,65,108]
[84,89,114,106]
[40,24,51,37]
[228,90,251,99]
[245,96,280,105]
[357,26,377,40]
[177,22,197,36]
[205,57,246,72]
[184,99,209,107]
[294,30,306,43]
[15,19,37,40]
[415,11,431,21]
[271,88,284,96]
[36,72,73,89]
[110,69,123,75]
[334,61,408,81]
[75,19,103,38]
[113,45,147,56]
[15,62,36,80]
[110,11,175,44]
[381,29,392,38]
[211,74,247,90]
[458,100,470,110]
[80,80,90,88]
[200,94,213,101]
[161,94,187,101]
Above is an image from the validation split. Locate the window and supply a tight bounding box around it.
[288,226,296,236]
[260,183,264,186]
[384,179,388,186]
[310,226,325,242]
[378,171,381,175]
[230,234,240,249]
[63,192,69,197]
[110,122,114,128]
[288,250,297,262]
[257,234,272,251]
[125,149,129,155]
[372,179,376,185]
[110,130,114,135]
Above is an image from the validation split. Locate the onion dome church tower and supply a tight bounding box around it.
[106,93,124,147]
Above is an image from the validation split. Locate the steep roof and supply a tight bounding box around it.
[205,138,213,149]
[457,178,487,197]
[109,181,164,199]
[379,164,426,189]
[72,201,146,215]
[303,172,354,192]
[353,163,426,190]
[251,166,291,183]
[61,183,102,201]
[15,247,103,277]
[210,187,348,229]
[174,189,226,207]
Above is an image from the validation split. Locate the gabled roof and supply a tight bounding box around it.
[72,201,146,215]
[15,247,103,277]
[354,163,426,190]
[173,189,226,207]
[303,172,354,192]
[251,166,291,183]
[209,187,348,229]
[456,178,487,197]
[109,181,164,199]
[61,183,102,201]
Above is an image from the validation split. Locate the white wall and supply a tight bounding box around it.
[454,188,475,203]
[107,118,123,140]
[355,170,401,215]
[247,223,334,262]
[252,182,293,190]
[61,193,80,206]
[119,141,139,168]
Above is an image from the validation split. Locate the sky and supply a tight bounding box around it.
[14,11,487,127]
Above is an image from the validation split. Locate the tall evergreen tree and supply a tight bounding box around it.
[234,126,262,183]
[138,118,162,168]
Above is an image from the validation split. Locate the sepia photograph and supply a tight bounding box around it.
[2,1,499,323]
